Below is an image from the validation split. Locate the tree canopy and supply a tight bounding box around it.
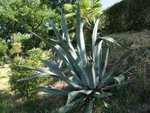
[0,0,102,49]
[0,0,60,38]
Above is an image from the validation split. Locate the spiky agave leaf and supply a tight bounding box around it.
[96,36,122,47]
[67,90,92,104]
[76,4,90,86]
[58,96,85,113]
[32,87,69,96]
[41,60,83,89]
[92,19,101,88]
[100,47,109,80]
[85,99,94,113]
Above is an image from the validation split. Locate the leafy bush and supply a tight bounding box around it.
[0,38,9,65]
[10,48,52,99]
[18,5,134,113]
[10,64,39,99]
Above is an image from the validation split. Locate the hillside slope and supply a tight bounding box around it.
[110,29,150,77]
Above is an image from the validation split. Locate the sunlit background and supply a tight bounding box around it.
[101,0,122,10]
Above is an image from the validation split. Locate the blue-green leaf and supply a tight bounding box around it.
[58,96,85,113]
[61,10,71,45]
[94,92,112,98]
[51,23,64,43]
[34,87,69,96]
[100,47,109,80]
[41,60,82,89]
[91,19,102,88]
[18,65,56,75]
[92,19,100,53]
[67,90,92,104]
[18,73,50,82]
[96,36,122,47]
[85,99,94,113]
[114,75,125,84]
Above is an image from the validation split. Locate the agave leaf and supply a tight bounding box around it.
[41,60,82,89]
[109,66,135,83]
[114,75,125,84]
[78,22,88,66]
[31,32,83,84]
[18,65,56,75]
[97,74,111,89]
[58,96,85,113]
[100,47,109,80]
[96,36,122,47]
[65,4,89,86]
[61,10,77,56]
[41,60,66,78]
[94,92,112,98]
[92,19,100,53]
[61,10,71,45]
[98,51,134,88]
[32,25,88,87]
[76,4,90,86]
[76,5,87,67]
[93,40,103,87]
[18,73,50,82]
[67,90,92,104]
[31,32,70,65]
[91,19,103,88]
[55,43,88,87]
[103,101,111,109]
[33,87,69,96]
[48,39,89,86]
[76,4,87,67]
[85,99,94,113]
[91,65,97,88]
[55,58,63,68]
[105,66,135,86]
[51,23,64,43]
[54,45,82,84]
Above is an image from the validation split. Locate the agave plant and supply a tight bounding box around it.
[18,4,134,113]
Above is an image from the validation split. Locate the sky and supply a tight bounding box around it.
[101,0,122,10]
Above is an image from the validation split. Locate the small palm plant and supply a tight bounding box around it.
[18,4,134,113]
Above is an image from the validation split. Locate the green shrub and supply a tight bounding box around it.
[0,38,9,65]
[10,48,52,99]
[10,65,38,98]
[18,5,134,113]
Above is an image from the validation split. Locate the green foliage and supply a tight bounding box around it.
[10,65,39,99]
[64,0,102,29]
[0,38,8,54]
[8,33,30,59]
[104,0,150,33]
[9,48,51,99]
[0,38,9,65]
[0,0,60,48]
[18,5,133,113]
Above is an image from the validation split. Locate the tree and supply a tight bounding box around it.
[0,0,60,48]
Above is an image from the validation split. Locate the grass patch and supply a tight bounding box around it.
[0,91,66,113]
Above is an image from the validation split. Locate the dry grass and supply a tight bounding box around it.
[110,29,150,76]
